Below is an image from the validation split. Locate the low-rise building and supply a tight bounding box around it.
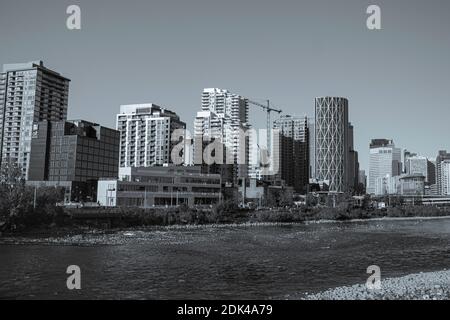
[97,166,221,207]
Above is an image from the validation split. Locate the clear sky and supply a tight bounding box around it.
[1,0,450,172]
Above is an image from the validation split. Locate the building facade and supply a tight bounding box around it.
[399,174,425,196]
[117,104,186,168]
[428,160,437,186]
[193,88,250,183]
[368,139,402,195]
[27,120,119,202]
[403,149,418,174]
[308,120,316,179]
[405,155,436,186]
[97,166,222,207]
[315,97,354,192]
[358,169,367,193]
[375,174,399,196]
[441,160,450,196]
[0,61,70,178]
[273,115,309,194]
[436,151,450,195]
[347,123,360,192]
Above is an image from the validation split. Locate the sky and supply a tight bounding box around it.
[1,0,450,172]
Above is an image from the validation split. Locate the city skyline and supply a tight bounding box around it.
[2,1,450,303]
[1,0,450,172]
[1,60,446,178]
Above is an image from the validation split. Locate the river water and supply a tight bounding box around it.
[0,218,449,299]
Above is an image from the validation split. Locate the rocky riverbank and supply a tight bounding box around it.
[298,270,450,300]
[2,215,450,246]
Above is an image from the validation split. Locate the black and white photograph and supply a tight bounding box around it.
[0,0,450,310]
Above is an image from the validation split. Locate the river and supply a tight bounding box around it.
[0,217,449,299]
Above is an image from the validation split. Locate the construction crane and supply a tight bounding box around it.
[246,99,282,156]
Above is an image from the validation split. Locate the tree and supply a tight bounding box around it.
[0,160,33,230]
[306,193,318,207]
[0,158,24,184]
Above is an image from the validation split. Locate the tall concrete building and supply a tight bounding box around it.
[308,120,316,179]
[358,169,367,193]
[375,174,399,196]
[273,115,309,142]
[368,139,402,195]
[193,88,250,183]
[436,150,450,195]
[428,160,437,186]
[348,150,360,192]
[406,155,427,177]
[273,115,309,194]
[399,174,426,196]
[406,155,436,185]
[0,61,70,178]
[441,160,450,196]
[248,129,263,180]
[315,97,355,192]
[347,123,360,192]
[117,104,186,168]
[402,149,418,174]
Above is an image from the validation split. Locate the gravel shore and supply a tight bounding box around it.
[300,270,450,300]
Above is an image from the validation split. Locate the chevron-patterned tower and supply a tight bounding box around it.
[315,97,351,192]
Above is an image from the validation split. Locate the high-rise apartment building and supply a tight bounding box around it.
[194,88,250,183]
[273,115,309,194]
[442,160,450,196]
[0,61,70,178]
[248,129,262,180]
[368,139,402,195]
[117,104,186,168]
[315,97,356,192]
[436,150,450,195]
[273,115,308,142]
